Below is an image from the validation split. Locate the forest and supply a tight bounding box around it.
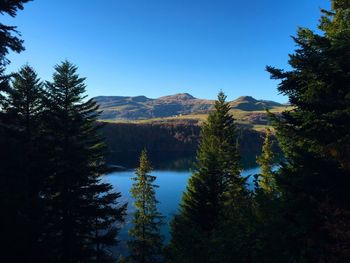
[1,0,350,262]
[100,122,272,169]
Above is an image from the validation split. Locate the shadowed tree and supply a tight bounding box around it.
[0,65,48,262]
[266,0,350,261]
[0,0,32,102]
[128,149,164,263]
[42,61,127,263]
[0,0,32,187]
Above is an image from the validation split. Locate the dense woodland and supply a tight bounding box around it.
[101,122,272,169]
[1,0,350,262]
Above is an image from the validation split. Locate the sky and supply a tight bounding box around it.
[3,0,330,102]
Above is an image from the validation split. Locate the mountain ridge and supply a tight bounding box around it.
[94,93,285,120]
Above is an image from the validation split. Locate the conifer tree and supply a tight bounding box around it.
[128,149,164,263]
[0,0,30,64]
[0,2,40,261]
[251,129,284,263]
[0,65,47,262]
[42,61,127,263]
[0,0,31,101]
[6,65,43,130]
[168,91,246,263]
[256,128,276,193]
[266,0,350,260]
[0,0,32,168]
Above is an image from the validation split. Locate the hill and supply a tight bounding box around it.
[94,93,286,121]
[230,96,283,111]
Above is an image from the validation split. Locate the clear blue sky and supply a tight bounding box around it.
[4,0,329,102]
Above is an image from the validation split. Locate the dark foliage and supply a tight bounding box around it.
[41,61,127,263]
[263,0,350,261]
[0,65,47,262]
[1,60,128,262]
[0,0,31,69]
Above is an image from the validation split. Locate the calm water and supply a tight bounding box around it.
[104,167,260,242]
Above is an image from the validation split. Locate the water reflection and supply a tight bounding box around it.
[104,166,261,252]
[107,151,259,171]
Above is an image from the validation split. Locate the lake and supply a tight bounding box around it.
[104,166,260,243]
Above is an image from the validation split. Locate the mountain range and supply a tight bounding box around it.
[93,93,285,120]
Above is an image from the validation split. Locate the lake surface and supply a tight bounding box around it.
[104,166,260,242]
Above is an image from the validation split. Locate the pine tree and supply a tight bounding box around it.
[0,0,32,181]
[42,61,127,263]
[6,65,43,131]
[256,128,276,193]
[128,149,164,263]
[0,0,30,63]
[0,0,31,101]
[266,0,350,261]
[0,65,48,262]
[251,129,284,263]
[168,91,246,263]
[0,3,40,261]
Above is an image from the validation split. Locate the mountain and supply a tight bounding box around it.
[229,96,283,111]
[94,93,285,120]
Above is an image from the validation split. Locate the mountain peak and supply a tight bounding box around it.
[159,93,196,101]
[235,96,258,103]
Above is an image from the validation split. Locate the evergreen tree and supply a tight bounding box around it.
[0,0,30,65]
[0,0,31,101]
[0,65,47,262]
[42,61,127,263]
[128,149,164,263]
[168,91,246,263]
[0,0,32,183]
[251,129,284,263]
[266,0,350,261]
[6,65,43,131]
[256,128,276,193]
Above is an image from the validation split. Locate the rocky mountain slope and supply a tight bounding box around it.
[94,93,285,120]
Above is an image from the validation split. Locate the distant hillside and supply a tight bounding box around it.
[230,96,283,111]
[94,93,285,120]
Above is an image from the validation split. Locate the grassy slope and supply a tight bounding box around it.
[99,106,293,132]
